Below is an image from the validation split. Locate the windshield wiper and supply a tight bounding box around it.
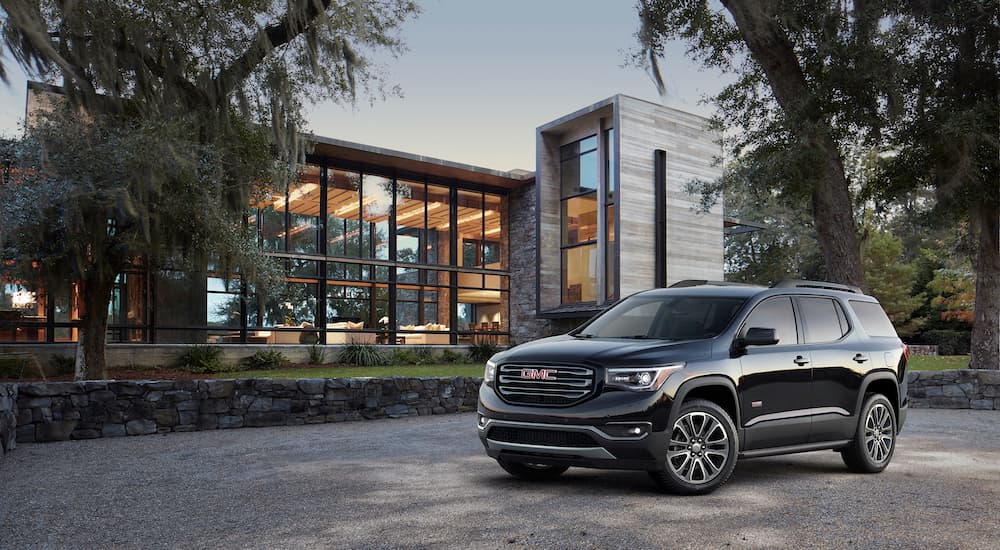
[621,335,654,339]
[572,333,595,338]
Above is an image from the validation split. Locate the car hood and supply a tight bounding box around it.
[494,334,714,367]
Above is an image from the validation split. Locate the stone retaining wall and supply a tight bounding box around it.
[6,377,480,446]
[906,370,999,410]
[0,384,16,457]
[2,369,997,455]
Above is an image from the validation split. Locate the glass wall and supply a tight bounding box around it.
[2,161,510,346]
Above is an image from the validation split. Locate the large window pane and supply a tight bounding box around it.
[457,190,484,266]
[426,184,451,265]
[206,277,241,328]
[560,135,598,197]
[562,194,598,245]
[562,245,597,304]
[484,193,504,269]
[362,174,392,260]
[396,179,426,264]
[250,282,317,328]
[286,165,321,254]
[327,168,362,257]
[250,198,285,252]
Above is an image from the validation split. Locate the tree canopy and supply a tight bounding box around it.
[637,0,998,368]
[0,0,420,378]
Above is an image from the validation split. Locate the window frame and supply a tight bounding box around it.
[738,296,802,347]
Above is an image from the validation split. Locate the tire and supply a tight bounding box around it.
[496,458,569,481]
[841,393,897,473]
[648,399,739,495]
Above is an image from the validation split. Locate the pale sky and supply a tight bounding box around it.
[0,0,730,172]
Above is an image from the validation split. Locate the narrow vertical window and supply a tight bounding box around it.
[560,135,599,304]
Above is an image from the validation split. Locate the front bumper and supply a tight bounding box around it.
[476,385,673,471]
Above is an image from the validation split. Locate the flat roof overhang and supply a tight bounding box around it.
[310,136,534,190]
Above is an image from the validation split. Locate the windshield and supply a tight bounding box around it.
[575,295,747,340]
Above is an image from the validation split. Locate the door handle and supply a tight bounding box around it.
[793,356,810,366]
[853,354,868,363]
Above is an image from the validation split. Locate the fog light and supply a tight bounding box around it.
[598,422,652,439]
[477,414,488,429]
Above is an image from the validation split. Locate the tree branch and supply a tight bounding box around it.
[211,0,334,104]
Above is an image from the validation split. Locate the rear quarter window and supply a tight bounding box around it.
[849,300,897,337]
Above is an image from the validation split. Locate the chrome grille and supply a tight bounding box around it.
[496,364,595,406]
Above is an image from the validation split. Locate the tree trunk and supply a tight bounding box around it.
[970,202,999,369]
[722,0,866,289]
[75,274,114,380]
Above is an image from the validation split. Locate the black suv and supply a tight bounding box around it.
[477,280,908,494]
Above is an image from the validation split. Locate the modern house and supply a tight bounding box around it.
[1,84,730,348]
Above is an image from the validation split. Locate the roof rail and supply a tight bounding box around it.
[669,280,755,288]
[771,280,863,294]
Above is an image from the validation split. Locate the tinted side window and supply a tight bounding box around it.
[799,297,848,343]
[850,300,897,337]
[741,297,797,346]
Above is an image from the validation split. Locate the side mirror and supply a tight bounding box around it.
[742,327,779,347]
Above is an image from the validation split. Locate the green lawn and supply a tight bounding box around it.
[224,363,485,379]
[907,355,969,371]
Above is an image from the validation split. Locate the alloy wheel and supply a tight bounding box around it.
[667,411,730,484]
[864,403,894,463]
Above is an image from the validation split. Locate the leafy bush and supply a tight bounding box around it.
[176,345,231,374]
[468,342,500,363]
[392,347,435,365]
[921,330,972,355]
[0,356,29,379]
[339,343,388,366]
[49,355,76,375]
[308,344,326,365]
[439,349,469,364]
[242,348,289,371]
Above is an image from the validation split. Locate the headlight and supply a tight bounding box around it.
[484,359,497,386]
[605,364,683,392]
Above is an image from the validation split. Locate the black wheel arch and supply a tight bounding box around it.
[668,375,741,433]
[854,370,900,420]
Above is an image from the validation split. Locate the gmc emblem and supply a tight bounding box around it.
[520,368,557,381]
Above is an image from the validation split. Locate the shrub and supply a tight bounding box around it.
[921,330,972,355]
[308,344,326,365]
[391,348,435,365]
[439,349,469,364]
[0,356,29,379]
[468,341,500,363]
[177,345,231,374]
[339,343,388,366]
[391,348,419,365]
[49,355,76,376]
[242,348,289,371]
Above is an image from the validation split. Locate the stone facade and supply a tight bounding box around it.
[509,183,562,344]
[6,376,480,445]
[906,370,999,410]
[0,383,16,457]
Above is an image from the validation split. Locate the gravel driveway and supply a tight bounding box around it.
[1,409,998,549]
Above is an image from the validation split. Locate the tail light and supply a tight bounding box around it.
[901,342,910,360]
